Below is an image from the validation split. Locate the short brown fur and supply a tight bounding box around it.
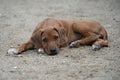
[10,18,108,55]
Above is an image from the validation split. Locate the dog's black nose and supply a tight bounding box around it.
[50,47,56,53]
[50,47,57,54]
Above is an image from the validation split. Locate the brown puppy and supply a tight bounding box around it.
[7,18,108,55]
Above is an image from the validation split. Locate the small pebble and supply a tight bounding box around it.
[65,55,69,57]
[10,46,14,48]
[13,66,17,69]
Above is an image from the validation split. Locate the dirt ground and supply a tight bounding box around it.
[0,0,120,80]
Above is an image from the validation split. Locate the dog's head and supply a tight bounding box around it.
[31,26,68,55]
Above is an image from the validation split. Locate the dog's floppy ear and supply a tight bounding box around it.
[54,27,68,47]
[31,30,44,48]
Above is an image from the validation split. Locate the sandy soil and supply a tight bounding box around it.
[0,0,120,80]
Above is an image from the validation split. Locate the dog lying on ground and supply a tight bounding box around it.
[7,18,108,55]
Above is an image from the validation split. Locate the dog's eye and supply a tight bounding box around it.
[42,38,48,42]
[54,36,58,40]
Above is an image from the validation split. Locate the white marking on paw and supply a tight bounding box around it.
[92,44,101,50]
[7,49,19,54]
[69,42,80,48]
[38,48,45,54]
[92,44,96,50]
[69,42,75,47]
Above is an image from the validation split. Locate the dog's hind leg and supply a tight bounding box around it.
[92,39,108,50]
[69,32,98,48]
[7,39,34,54]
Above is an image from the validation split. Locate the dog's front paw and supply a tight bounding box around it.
[7,49,19,54]
[92,44,101,51]
[69,42,80,48]
[38,48,45,54]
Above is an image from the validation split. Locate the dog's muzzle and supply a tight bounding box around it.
[49,46,57,55]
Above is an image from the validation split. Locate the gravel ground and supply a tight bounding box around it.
[0,0,120,80]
